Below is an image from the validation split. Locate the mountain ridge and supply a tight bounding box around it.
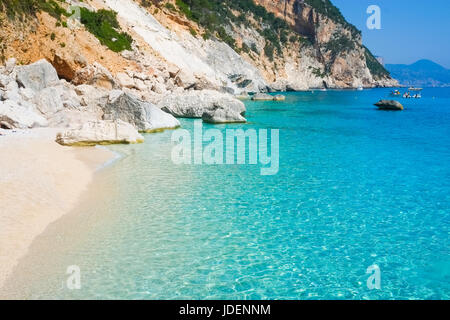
[386,59,450,87]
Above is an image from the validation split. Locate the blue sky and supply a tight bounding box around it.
[332,0,450,68]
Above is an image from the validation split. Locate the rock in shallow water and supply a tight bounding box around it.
[273,94,286,101]
[56,120,144,146]
[251,93,273,101]
[374,100,404,111]
[158,90,246,118]
[235,92,251,100]
[202,106,247,124]
[251,93,286,101]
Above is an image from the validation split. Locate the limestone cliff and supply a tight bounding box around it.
[0,0,397,93]
[146,0,397,90]
[252,0,397,88]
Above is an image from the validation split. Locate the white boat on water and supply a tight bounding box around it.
[357,86,363,91]
[403,92,422,99]
[408,87,423,91]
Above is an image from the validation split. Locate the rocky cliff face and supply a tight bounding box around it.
[0,0,397,94]
[147,0,397,90]
[252,0,397,88]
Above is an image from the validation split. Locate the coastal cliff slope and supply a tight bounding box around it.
[252,0,397,89]
[0,0,396,93]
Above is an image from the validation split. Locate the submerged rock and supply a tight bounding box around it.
[235,92,251,100]
[251,93,273,101]
[374,100,404,111]
[202,106,247,124]
[103,91,180,133]
[251,93,286,101]
[16,59,60,91]
[56,120,144,146]
[273,94,286,101]
[159,90,246,118]
[0,100,48,129]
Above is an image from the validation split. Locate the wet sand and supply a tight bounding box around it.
[0,128,114,289]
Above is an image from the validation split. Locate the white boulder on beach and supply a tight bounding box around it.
[0,59,183,140]
[56,120,144,146]
[0,100,48,129]
[202,106,246,124]
[16,59,60,91]
[103,90,180,133]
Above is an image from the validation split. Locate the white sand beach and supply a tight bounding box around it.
[0,128,114,289]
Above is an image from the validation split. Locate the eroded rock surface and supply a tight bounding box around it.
[159,90,246,118]
[56,120,144,146]
[0,100,48,129]
[16,59,60,91]
[202,106,247,124]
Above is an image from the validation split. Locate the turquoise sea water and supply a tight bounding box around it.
[4,88,450,299]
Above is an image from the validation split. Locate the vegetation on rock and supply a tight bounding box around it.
[172,0,298,60]
[80,8,133,52]
[0,0,69,21]
[364,46,390,78]
[0,0,39,19]
[304,0,360,37]
[0,0,133,53]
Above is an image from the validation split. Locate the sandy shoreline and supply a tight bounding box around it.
[0,128,114,290]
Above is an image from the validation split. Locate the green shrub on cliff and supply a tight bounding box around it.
[0,0,39,19]
[364,46,390,78]
[264,43,275,61]
[79,7,133,52]
[0,1,132,53]
[39,0,69,20]
[305,0,360,37]
[326,34,355,56]
[174,0,292,58]
[0,0,69,21]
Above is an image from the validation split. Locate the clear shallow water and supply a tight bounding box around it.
[4,88,450,299]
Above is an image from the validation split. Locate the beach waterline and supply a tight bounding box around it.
[0,129,115,293]
[1,88,449,299]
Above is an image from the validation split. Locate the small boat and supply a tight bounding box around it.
[320,88,327,92]
[403,91,422,99]
[408,87,423,91]
[357,86,363,91]
[390,90,401,96]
